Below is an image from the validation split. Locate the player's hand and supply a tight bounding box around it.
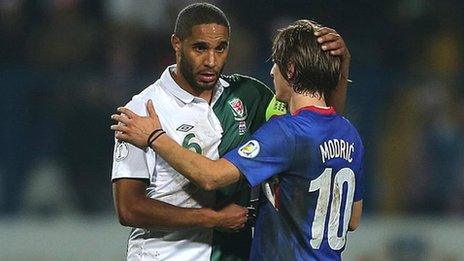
[110,100,161,149]
[314,26,351,113]
[314,27,351,63]
[215,203,248,232]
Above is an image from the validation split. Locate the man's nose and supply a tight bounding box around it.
[205,50,217,68]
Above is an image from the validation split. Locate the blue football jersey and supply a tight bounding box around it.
[224,106,364,261]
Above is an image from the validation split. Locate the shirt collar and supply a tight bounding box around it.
[160,64,229,104]
[292,105,336,116]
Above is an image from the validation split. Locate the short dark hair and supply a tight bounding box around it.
[271,20,340,98]
[174,3,230,40]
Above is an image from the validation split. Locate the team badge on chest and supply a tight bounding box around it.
[228,97,247,121]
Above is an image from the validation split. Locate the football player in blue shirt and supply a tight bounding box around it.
[112,19,364,261]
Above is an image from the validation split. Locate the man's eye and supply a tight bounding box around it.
[195,46,207,52]
[216,44,228,53]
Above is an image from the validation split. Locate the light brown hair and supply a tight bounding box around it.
[272,20,340,98]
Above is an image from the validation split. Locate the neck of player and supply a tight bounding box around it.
[288,92,327,114]
[171,67,214,103]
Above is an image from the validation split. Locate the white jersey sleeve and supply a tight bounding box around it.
[111,95,154,181]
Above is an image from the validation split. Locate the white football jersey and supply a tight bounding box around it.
[112,65,228,260]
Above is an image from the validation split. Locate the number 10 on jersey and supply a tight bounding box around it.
[309,168,355,250]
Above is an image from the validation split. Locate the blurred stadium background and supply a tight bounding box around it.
[1,0,464,260]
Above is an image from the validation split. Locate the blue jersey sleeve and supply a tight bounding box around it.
[224,118,295,187]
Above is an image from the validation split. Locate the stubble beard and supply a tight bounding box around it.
[179,51,223,93]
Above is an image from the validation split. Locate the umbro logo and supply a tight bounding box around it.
[176,124,194,132]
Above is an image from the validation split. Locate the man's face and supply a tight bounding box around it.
[270,63,291,102]
[176,23,229,92]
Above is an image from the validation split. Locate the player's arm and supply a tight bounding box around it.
[314,27,351,113]
[111,101,241,191]
[155,137,240,190]
[348,200,363,231]
[110,97,247,230]
[113,178,246,229]
[111,100,293,191]
[115,178,215,228]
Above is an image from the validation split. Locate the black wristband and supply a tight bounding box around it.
[148,131,166,148]
[147,129,163,147]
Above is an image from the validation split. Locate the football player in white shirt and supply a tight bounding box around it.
[111,4,247,261]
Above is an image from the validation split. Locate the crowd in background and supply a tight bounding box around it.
[1,0,464,218]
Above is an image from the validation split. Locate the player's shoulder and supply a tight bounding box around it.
[261,114,296,137]
[125,80,163,115]
[278,109,336,137]
[337,115,364,147]
[338,115,359,133]
[222,73,273,96]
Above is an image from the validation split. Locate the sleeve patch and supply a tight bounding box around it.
[238,140,260,158]
[114,141,129,161]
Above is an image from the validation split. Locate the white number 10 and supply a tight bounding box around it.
[308,168,355,250]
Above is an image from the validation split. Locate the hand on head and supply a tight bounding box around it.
[314,27,350,60]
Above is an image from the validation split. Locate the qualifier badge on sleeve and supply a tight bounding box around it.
[115,141,129,161]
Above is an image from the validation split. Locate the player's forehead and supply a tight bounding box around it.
[184,23,229,44]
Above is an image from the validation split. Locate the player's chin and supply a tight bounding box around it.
[196,80,217,90]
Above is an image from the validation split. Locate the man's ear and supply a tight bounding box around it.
[287,63,295,80]
[171,34,181,56]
